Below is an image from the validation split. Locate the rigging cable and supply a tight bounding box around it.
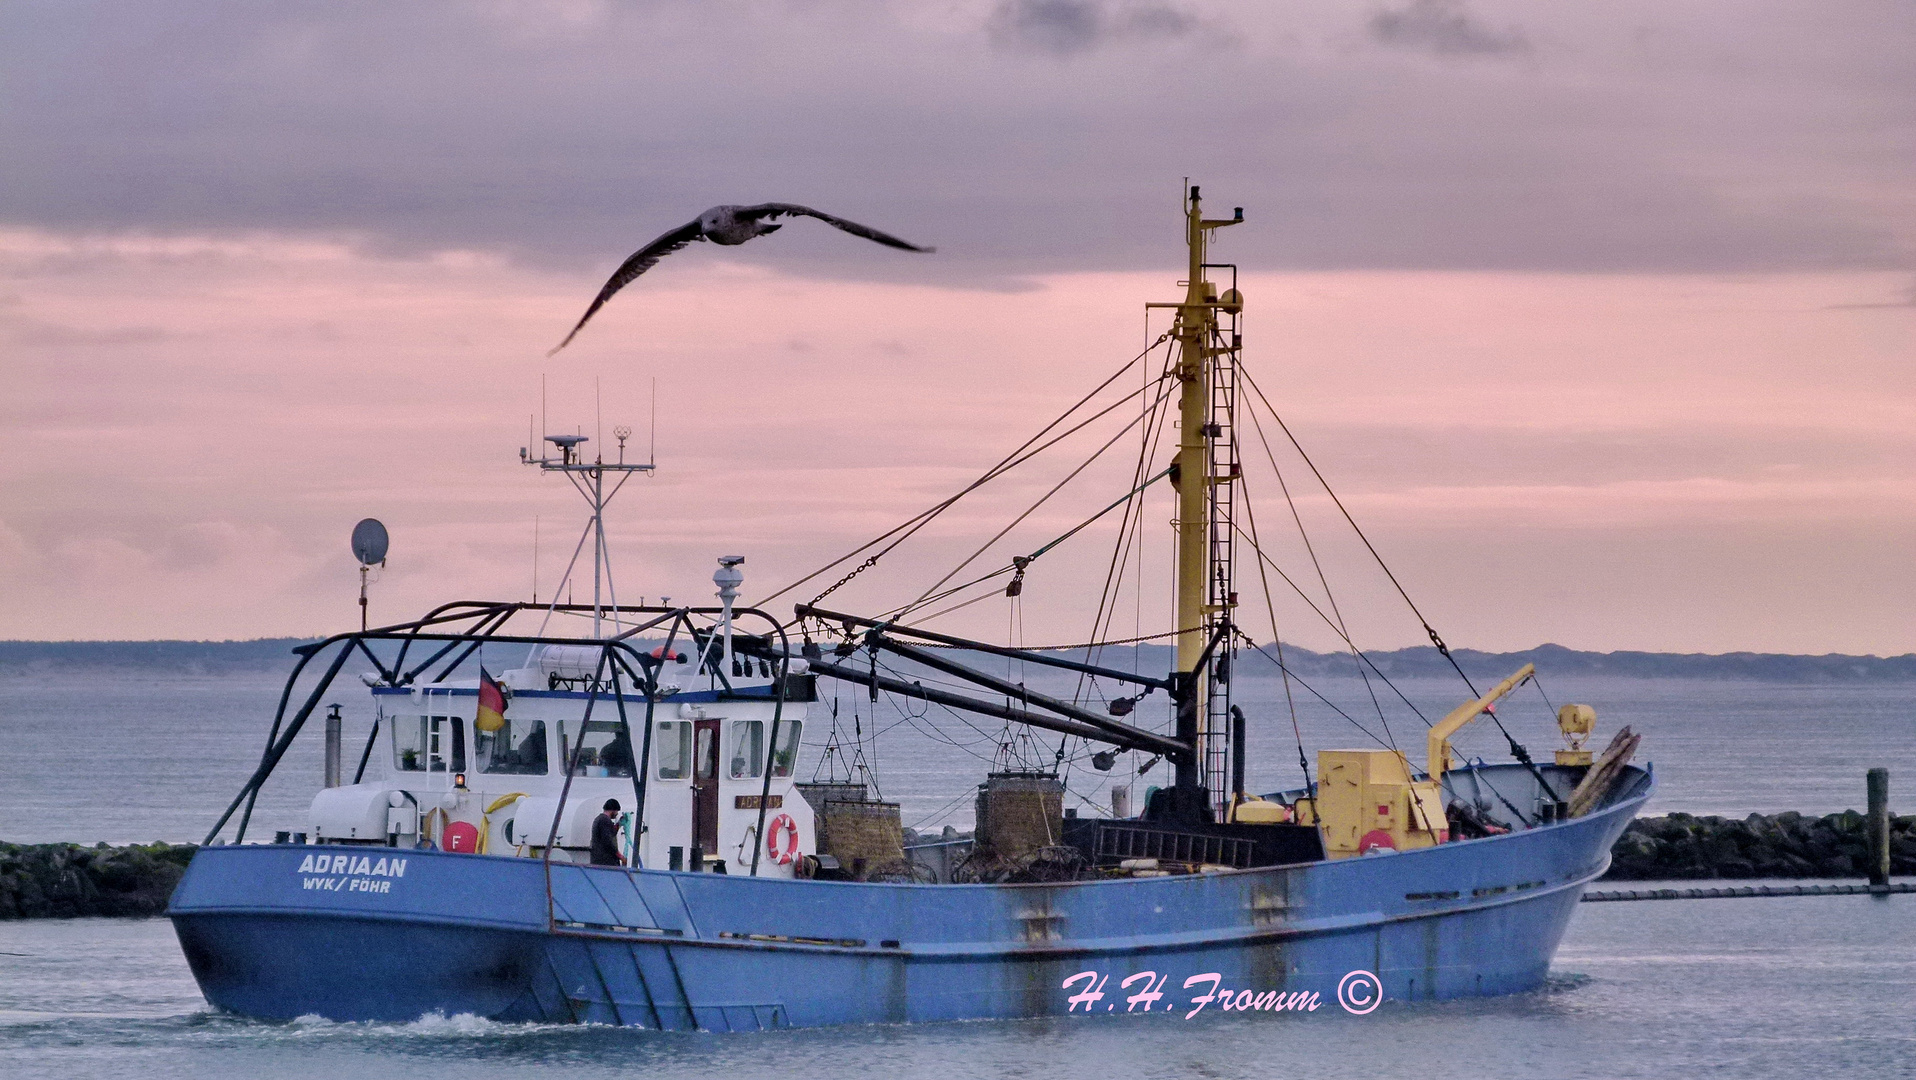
[1235,634,1401,757]
[877,462,1176,627]
[1242,392,1400,743]
[1233,522,1432,726]
[901,374,1179,612]
[869,656,1068,756]
[1238,367,1479,694]
[1236,467,1318,789]
[906,785,984,832]
[811,697,850,785]
[884,709,1003,765]
[1531,671,1559,715]
[1076,338,1181,689]
[903,585,1015,628]
[757,336,1171,613]
[1239,365,1558,799]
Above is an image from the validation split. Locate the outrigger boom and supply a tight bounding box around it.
[785,604,1196,762]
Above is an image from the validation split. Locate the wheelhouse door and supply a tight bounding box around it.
[691,718,720,858]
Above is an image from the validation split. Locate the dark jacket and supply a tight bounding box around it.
[589,812,623,866]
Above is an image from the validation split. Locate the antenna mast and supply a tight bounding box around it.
[522,424,653,639]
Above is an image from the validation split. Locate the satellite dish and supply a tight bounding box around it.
[351,518,389,566]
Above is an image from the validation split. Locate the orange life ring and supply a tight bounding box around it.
[765,813,800,865]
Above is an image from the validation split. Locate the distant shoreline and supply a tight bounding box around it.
[2,638,1913,682]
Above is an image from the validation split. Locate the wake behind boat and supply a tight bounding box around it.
[168,187,1652,1029]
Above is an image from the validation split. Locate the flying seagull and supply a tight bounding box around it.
[549,203,934,354]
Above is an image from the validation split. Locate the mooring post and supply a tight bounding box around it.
[1867,767,1890,891]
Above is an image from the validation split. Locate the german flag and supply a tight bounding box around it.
[475,667,508,733]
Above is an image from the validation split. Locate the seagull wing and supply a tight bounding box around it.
[739,203,935,253]
[548,220,704,355]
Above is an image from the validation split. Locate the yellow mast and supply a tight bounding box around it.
[1154,185,1242,807]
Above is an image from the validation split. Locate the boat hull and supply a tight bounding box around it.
[170,764,1650,1029]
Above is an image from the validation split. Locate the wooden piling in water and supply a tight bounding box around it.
[1867,767,1890,890]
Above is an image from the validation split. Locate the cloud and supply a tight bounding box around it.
[4,318,172,346]
[989,0,1101,54]
[985,0,1197,55]
[1368,0,1531,58]
[0,3,1906,275]
[1823,276,1916,309]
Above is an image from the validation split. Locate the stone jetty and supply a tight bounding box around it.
[0,841,196,918]
[1605,811,1916,880]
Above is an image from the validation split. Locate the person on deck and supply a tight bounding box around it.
[590,798,625,866]
[601,730,634,775]
[515,723,547,772]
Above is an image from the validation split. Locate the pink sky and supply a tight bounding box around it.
[3,228,1909,653]
[2,3,1910,652]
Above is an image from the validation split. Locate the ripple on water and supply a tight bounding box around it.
[3,883,1915,1079]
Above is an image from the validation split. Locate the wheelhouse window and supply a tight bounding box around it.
[393,716,465,772]
[560,719,635,778]
[770,720,803,778]
[394,715,424,771]
[728,720,763,780]
[655,721,693,779]
[695,724,717,782]
[476,719,549,775]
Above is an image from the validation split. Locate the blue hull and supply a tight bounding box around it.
[170,764,1651,1029]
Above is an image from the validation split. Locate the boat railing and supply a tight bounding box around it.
[203,600,792,849]
[1095,823,1257,869]
[902,837,975,884]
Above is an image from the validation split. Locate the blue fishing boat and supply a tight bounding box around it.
[169,187,1653,1029]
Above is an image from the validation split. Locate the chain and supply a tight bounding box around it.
[809,554,882,609]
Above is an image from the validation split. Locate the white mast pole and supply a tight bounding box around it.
[714,556,745,673]
[592,454,605,639]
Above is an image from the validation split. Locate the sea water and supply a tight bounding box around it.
[1,664,1912,1078]
[1,665,1909,843]
[1,894,1911,1080]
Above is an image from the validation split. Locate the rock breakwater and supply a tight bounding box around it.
[0,842,196,918]
[1605,811,1915,880]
